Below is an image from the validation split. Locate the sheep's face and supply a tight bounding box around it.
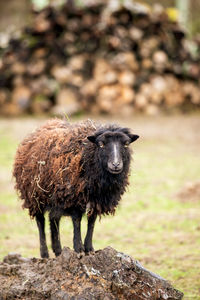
[87,130,139,174]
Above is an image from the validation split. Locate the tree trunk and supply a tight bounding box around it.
[0,247,184,299]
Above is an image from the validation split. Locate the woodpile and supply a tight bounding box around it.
[0,1,200,116]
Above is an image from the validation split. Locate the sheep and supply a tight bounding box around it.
[13,119,139,258]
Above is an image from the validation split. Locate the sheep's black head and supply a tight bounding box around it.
[87,128,139,174]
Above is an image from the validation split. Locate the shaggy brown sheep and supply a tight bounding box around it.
[13,119,139,258]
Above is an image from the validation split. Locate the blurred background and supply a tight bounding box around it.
[0,0,200,298]
[1,0,200,35]
[1,0,200,115]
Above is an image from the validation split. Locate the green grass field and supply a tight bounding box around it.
[0,115,200,299]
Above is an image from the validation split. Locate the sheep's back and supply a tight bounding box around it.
[13,119,97,217]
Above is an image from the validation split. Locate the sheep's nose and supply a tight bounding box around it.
[108,160,123,174]
[112,161,120,167]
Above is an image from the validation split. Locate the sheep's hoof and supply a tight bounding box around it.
[40,248,49,258]
[85,250,95,256]
[55,250,62,257]
[77,251,85,259]
[84,244,94,254]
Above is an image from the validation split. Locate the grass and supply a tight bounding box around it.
[0,115,200,299]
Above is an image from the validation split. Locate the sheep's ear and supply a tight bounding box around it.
[87,135,97,143]
[128,134,139,143]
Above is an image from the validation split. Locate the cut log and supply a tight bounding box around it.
[120,85,135,104]
[129,26,144,41]
[141,58,153,70]
[140,37,159,58]
[153,51,168,66]
[144,103,160,115]
[80,79,98,97]
[1,103,22,116]
[135,93,149,110]
[12,85,31,112]
[31,95,52,114]
[183,81,200,104]
[139,83,153,99]
[32,48,48,59]
[118,70,135,86]
[97,84,120,113]
[0,89,9,106]
[33,11,52,33]
[11,62,26,75]
[164,91,184,107]
[68,55,86,70]
[111,52,139,71]
[12,75,24,87]
[51,65,72,84]
[28,76,57,96]
[26,59,46,76]
[53,87,81,116]
[94,59,118,85]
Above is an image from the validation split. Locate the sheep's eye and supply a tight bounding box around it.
[124,141,129,148]
[99,142,104,148]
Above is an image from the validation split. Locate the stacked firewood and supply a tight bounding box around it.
[0,1,200,116]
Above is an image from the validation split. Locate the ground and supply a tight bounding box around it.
[0,247,183,299]
[0,114,200,299]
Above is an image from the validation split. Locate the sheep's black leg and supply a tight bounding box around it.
[84,212,97,253]
[71,210,84,253]
[49,213,62,257]
[36,213,49,258]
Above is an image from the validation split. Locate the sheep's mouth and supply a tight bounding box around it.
[108,167,123,174]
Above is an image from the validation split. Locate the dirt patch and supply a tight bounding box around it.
[0,247,183,300]
[176,181,200,203]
